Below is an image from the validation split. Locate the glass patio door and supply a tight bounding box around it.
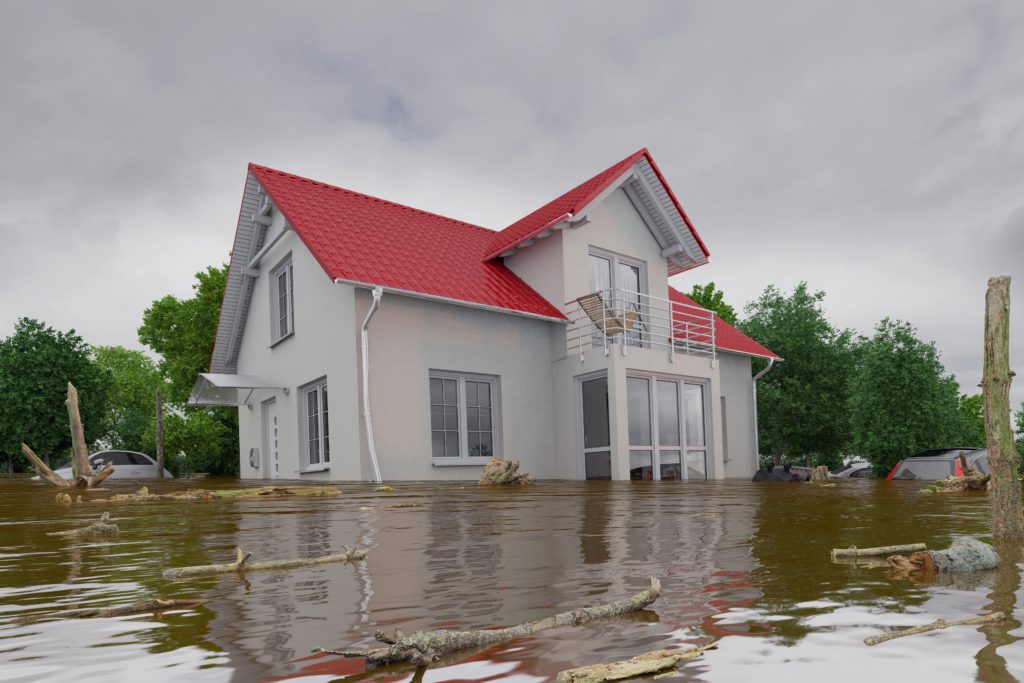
[626,375,707,481]
[580,375,611,480]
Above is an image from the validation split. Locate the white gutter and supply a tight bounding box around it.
[360,287,384,483]
[751,358,776,463]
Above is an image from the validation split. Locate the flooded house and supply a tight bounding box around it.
[190,149,779,481]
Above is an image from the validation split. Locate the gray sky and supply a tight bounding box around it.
[2,1,1022,408]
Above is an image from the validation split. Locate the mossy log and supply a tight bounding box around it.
[888,537,999,578]
[478,458,533,485]
[163,546,366,580]
[556,644,715,682]
[864,612,1005,646]
[17,598,206,623]
[101,485,340,503]
[315,577,661,668]
[47,512,119,539]
[831,543,927,560]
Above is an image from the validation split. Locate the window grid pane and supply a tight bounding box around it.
[431,376,461,458]
[321,385,330,463]
[430,375,496,459]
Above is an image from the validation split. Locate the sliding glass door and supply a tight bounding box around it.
[627,374,708,481]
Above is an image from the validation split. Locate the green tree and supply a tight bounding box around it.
[741,283,854,466]
[1015,403,1024,461]
[0,318,109,470]
[956,393,986,447]
[92,346,164,454]
[848,318,962,474]
[688,282,738,326]
[138,263,238,476]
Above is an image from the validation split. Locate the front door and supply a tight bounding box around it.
[580,375,611,479]
[262,398,279,480]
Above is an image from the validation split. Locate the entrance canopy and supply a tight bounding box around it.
[189,373,288,407]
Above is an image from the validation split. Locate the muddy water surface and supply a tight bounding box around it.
[1,478,1022,682]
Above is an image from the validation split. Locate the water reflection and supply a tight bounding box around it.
[0,478,1022,681]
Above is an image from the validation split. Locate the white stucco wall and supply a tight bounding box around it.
[718,352,758,478]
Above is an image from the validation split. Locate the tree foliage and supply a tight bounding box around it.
[92,346,164,454]
[138,263,238,476]
[687,282,738,326]
[848,318,962,474]
[138,264,227,404]
[1016,403,1024,460]
[0,319,109,468]
[955,393,986,448]
[741,283,854,466]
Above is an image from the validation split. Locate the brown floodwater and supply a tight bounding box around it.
[1,477,1022,683]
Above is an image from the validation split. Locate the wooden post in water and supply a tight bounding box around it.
[983,276,1023,542]
[155,389,165,479]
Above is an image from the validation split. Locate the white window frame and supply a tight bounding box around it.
[300,377,329,472]
[270,254,295,345]
[429,371,501,466]
[588,248,648,346]
[625,371,710,481]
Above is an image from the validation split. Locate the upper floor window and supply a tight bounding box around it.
[271,255,294,343]
[429,371,500,462]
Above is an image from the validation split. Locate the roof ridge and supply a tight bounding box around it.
[248,163,496,236]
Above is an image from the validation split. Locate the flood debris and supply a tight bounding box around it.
[47,512,119,539]
[99,485,340,503]
[556,644,716,682]
[314,577,661,668]
[357,503,421,511]
[887,537,999,577]
[920,453,990,494]
[831,543,927,560]
[163,545,366,580]
[478,457,533,485]
[22,383,115,488]
[864,611,1005,646]
[55,492,72,505]
[17,598,206,623]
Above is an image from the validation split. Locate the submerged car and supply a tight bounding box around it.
[40,450,174,480]
[886,448,988,481]
[829,459,873,478]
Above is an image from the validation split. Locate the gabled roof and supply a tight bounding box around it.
[668,286,781,360]
[248,164,565,321]
[483,148,711,273]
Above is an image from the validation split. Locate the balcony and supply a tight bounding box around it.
[565,289,716,362]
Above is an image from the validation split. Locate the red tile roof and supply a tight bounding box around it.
[249,164,565,320]
[483,148,711,262]
[668,287,781,359]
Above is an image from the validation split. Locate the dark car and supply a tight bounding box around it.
[886,448,988,481]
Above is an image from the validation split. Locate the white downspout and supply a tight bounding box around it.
[751,358,776,467]
[361,287,384,483]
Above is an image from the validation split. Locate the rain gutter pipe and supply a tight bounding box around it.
[360,287,384,483]
[751,358,776,465]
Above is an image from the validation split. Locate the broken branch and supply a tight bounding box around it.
[315,577,661,668]
[47,512,119,539]
[831,543,927,559]
[163,546,365,580]
[864,612,1004,646]
[556,644,715,682]
[17,598,206,623]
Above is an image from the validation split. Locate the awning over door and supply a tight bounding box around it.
[188,373,288,407]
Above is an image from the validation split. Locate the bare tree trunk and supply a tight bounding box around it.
[21,444,73,488]
[155,389,165,479]
[66,383,94,480]
[983,276,1023,542]
[773,445,784,466]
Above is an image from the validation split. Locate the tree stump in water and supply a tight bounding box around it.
[810,465,830,482]
[888,537,998,579]
[478,458,533,485]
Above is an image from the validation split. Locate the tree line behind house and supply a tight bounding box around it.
[0,269,1021,477]
[0,265,236,476]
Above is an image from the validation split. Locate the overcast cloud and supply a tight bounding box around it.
[1,0,1022,408]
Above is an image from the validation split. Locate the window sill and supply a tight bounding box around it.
[431,458,491,467]
[300,465,329,474]
[270,331,294,349]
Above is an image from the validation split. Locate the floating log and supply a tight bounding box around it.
[556,644,716,682]
[17,598,206,623]
[47,512,119,539]
[163,545,366,580]
[101,485,340,503]
[478,458,533,485]
[864,612,1005,646]
[315,577,661,668]
[888,537,999,577]
[832,543,927,560]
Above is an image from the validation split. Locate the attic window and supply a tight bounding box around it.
[270,254,294,344]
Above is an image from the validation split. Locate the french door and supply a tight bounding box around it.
[587,251,646,345]
[626,375,707,480]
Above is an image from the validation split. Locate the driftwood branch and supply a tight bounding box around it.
[831,543,927,559]
[47,512,119,539]
[864,612,1005,646]
[556,644,715,682]
[22,443,73,488]
[315,577,662,668]
[103,485,339,503]
[163,546,365,580]
[17,598,206,623]
[23,384,115,488]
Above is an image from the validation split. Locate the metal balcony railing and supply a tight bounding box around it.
[565,288,716,362]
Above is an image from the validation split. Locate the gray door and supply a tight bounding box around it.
[580,375,611,480]
[263,399,279,480]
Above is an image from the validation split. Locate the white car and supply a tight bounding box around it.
[46,450,174,480]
